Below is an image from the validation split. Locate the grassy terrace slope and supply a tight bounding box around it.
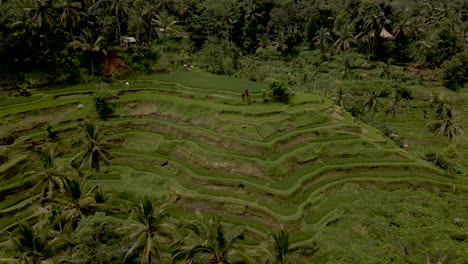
[1,71,467,245]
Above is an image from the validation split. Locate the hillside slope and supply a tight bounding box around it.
[1,72,467,246]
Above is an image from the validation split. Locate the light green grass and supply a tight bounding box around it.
[1,71,466,247]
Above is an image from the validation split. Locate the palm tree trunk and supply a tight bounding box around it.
[156,240,163,263]
[91,58,94,78]
[435,140,444,164]
[70,27,75,42]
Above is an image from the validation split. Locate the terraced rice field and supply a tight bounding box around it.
[1,71,467,245]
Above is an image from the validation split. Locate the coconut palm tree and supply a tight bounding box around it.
[8,221,65,264]
[274,31,289,52]
[384,92,402,120]
[51,176,100,233]
[263,228,306,264]
[359,5,388,59]
[141,3,158,42]
[363,91,379,112]
[427,109,464,140]
[331,87,349,108]
[122,196,173,263]
[24,0,55,48]
[333,26,353,53]
[427,104,463,163]
[24,0,55,33]
[172,212,251,263]
[26,147,66,200]
[72,121,110,179]
[70,28,106,77]
[107,0,129,41]
[58,0,81,41]
[152,11,178,40]
[313,27,332,53]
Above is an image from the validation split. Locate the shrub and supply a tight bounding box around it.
[269,80,293,103]
[441,53,467,91]
[93,88,116,119]
[46,125,58,142]
[396,86,413,100]
[424,152,463,174]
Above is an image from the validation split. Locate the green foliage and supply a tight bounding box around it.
[8,221,65,263]
[92,87,116,119]
[72,121,111,173]
[46,124,58,142]
[317,187,468,263]
[441,53,468,91]
[396,86,413,100]
[424,152,463,174]
[269,80,293,103]
[72,212,126,263]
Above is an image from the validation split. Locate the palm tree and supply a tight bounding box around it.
[72,121,110,180]
[244,1,261,27]
[331,87,349,108]
[107,0,129,41]
[172,213,250,263]
[52,176,99,233]
[58,0,81,41]
[175,0,190,19]
[313,27,332,53]
[141,3,158,42]
[152,11,178,40]
[26,147,66,200]
[427,109,464,140]
[384,92,402,120]
[127,4,146,40]
[363,91,379,112]
[274,31,289,52]
[333,26,353,53]
[123,196,173,263]
[263,229,306,264]
[24,0,55,33]
[70,28,106,77]
[24,0,55,47]
[427,104,463,163]
[8,221,65,264]
[359,5,387,59]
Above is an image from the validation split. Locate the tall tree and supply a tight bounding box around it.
[363,91,379,112]
[72,121,110,178]
[313,27,332,53]
[52,176,100,233]
[427,104,464,140]
[172,213,250,263]
[123,196,173,263]
[25,0,55,32]
[334,26,353,53]
[264,228,306,264]
[152,11,178,40]
[384,92,402,120]
[24,0,56,47]
[26,147,66,200]
[58,0,81,41]
[331,87,349,108]
[107,0,129,41]
[70,28,106,77]
[8,222,65,264]
[359,4,389,59]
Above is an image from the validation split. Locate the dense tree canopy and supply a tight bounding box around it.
[0,0,466,89]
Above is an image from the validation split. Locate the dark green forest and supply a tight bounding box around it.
[0,0,467,263]
[1,0,467,89]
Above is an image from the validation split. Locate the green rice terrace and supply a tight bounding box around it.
[0,71,467,263]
